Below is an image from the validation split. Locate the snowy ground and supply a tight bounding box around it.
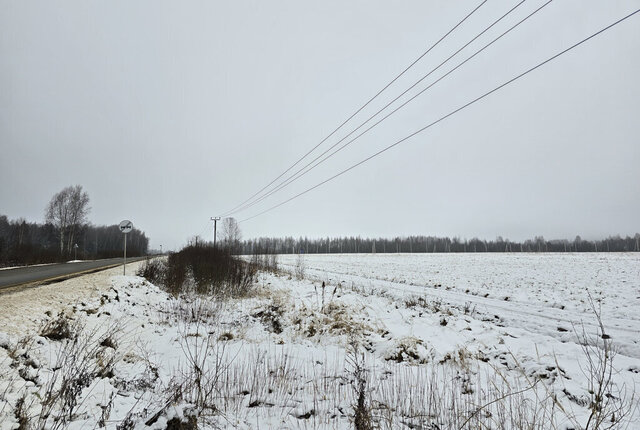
[0,253,638,429]
[277,253,640,358]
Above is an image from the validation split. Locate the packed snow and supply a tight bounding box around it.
[0,253,638,429]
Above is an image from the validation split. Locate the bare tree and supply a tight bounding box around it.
[45,185,90,256]
[46,190,69,254]
[66,186,90,254]
[220,217,241,253]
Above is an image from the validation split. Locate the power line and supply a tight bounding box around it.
[239,8,640,223]
[194,221,211,240]
[229,0,550,216]
[228,0,529,216]
[219,1,488,217]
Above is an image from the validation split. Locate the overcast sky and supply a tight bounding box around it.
[1,1,639,251]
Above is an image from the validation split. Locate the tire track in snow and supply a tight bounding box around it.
[280,261,640,359]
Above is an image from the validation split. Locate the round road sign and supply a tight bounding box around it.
[119,220,133,234]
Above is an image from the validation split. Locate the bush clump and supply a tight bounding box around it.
[139,245,257,298]
[137,258,166,286]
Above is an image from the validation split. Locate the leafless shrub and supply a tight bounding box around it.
[34,317,135,428]
[158,310,233,425]
[347,343,372,430]
[31,318,126,430]
[149,245,257,297]
[580,304,635,429]
[136,258,166,286]
[484,300,637,430]
[148,296,230,424]
[294,253,306,280]
[550,297,637,430]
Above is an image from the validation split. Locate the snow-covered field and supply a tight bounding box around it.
[278,253,640,358]
[0,253,638,429]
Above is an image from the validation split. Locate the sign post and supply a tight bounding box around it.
[119,220,133,275]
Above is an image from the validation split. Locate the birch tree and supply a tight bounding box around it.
[66,186,90,253]
[220,217,241,253]
[45,185,90,255]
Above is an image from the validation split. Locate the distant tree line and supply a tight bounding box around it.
[240,234,640,255]
[0,185,149,266]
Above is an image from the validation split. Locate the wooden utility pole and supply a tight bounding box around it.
[211,217,221,249]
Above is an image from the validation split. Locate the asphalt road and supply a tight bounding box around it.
[0,257,148,291]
